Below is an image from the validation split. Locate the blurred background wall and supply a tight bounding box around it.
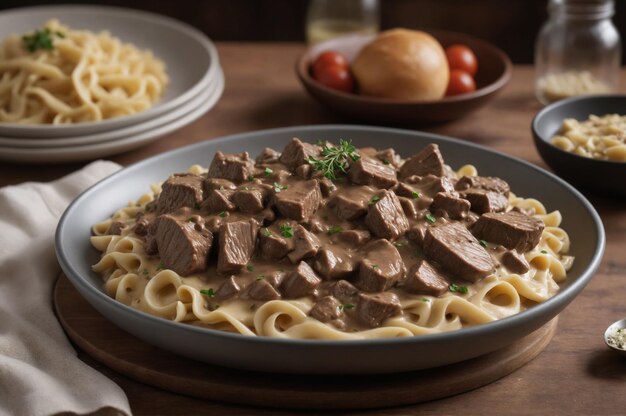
[0,0,623,64]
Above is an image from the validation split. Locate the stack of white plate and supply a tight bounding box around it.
[0,5,224,163]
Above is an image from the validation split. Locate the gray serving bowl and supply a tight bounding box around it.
[532,95,626,198]
[56,125,605,374]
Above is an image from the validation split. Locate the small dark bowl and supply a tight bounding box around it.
[295,30,512,124]
[532,95,626,198]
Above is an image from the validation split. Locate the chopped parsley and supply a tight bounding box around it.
[369,195,381,205]
[341,303,355,310]
[22,28,64,52]
[256,275,264,280]
[449,283,469,294]
[246,264,254,271]
[421,297,431,302]
[249,303,257,310]
[382,159,390,165]
[200,288,215,298]
[394,242,403,248]
[425,213,436,224]
[218,211,227,218]
[261,227,272,237]
[307,139,360,180]
[273,182,288,193]
[479,239,488,248]
[372,264,379,269]
[264,167,273,176]
[156,261,165,271]
[187,217,194,222]
[280,224,294,238]
[541,250,548,254]
[247,175,255,182]
[219,185,225,191]
[411,191,421,199]
[327,225,343,235]
[142,268,149,277]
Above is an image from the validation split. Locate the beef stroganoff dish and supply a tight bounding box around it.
[91,139,574,339]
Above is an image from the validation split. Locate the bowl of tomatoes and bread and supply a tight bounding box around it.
[295,28,512,124]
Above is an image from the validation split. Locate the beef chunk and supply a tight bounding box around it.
[256,147,281,164]
[216,276,241,299]
[310,296,343,322]
[338,229,371,246]
[295,164,312,179]
[232,189,265,214]
[134,213,153,236]
[355,240,406,292]
[274,179,322,220]
[473,211,544,253]
[318,177,336,197]
[398,196,419,219]
[404,260,449,296]
[203,178,237,193]
[151,215,213,276]
[259,229,293,260]
[157,174,204,214]
[245,279,281,301]
[348,157,398,189]
[208,151,255,183]
[416,174,455,197]
[365,190,409,240]
[430,192,471,220]
[331,280,359,302]
[217,220,259,273]
[423,222,495,282]
[407,225,427,247]
[357,292,402,327]
[456,176,510,196]
[399,144,445,179]
[502,250,530,274]
[375,148,402,167]
[204,189,236,212]
[109,221,125,235]
[263,270,286,288]
[288,225,321,263]
[464,190,508,214]
[280,261,321,298]
[330,185,376,221]
[395,182,421,198]
[313,248,356,279]
[279,138,319,169]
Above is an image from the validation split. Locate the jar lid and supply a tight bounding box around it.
[549,0,614,19]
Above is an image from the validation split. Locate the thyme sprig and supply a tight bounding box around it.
[307,139,360,180]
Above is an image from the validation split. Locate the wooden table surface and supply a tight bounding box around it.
[3,43,626,415]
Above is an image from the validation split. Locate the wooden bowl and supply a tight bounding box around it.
[532,94,626,198]
[295,31,512,125]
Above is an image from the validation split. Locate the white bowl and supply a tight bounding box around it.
[0,5,219,138]
[0,67,224,163]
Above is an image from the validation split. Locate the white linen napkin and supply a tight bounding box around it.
[0,161,131,416]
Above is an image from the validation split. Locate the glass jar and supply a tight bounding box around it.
[535,0,621,104]
[306,0,380,45]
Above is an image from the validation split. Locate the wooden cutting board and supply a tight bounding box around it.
[53,274,557,410]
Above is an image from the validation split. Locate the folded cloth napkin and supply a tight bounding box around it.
[0,161,131,416]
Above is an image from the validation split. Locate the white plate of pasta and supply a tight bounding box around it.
[56,125,605,374]
[0,5,219,137]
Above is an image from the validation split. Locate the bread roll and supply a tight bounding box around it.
[352,29,449,100]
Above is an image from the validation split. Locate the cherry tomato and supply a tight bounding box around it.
[445,44,478,77]
[315,65,354,93]
[312,51,350,78]
[446,69,477,96]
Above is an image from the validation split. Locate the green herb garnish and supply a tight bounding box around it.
[307,139,360,180]
[261,227,272,237]
[142,268,149,277]
[394,242,403,248]
[200,288,215,298]
[22,28,63,52]
[327,225,343,235]
[316,139,325,146]
[421,297,431,302]
[156,261,165,271]
[249,303,257,310]
[218,211,227,218]
[382,159,390,165]
[341,303,355,310]
[256,275,264,280]
[372,264,379,269]
[247,175,255,182]
[411,191,421,199]
[273,182,288,193]
[369,195,381,205]
[187,217,194,222]
[541,250,548,254]
[479,239,488,248]
[280,224,294,238]
[425,214,436,224]
[246,263,254,271]
[449,283,469,294]
[264,167,273,176]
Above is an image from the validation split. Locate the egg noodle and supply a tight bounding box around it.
[0,19,168,124]
[91,164,574,340]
